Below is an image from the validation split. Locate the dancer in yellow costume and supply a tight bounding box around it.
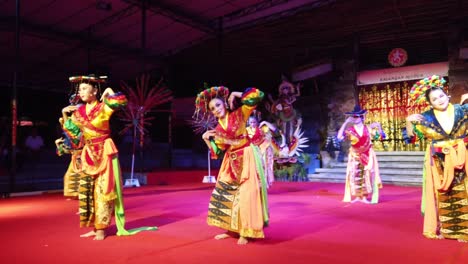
[56,94,84,199]
[55,136,82,198]
[246,115,276,187]
[405,75,468,242]
[61,75,156,240]
[194,86,269,245]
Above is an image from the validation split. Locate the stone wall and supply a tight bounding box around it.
[448,32,468,102]
[326,59,357,133]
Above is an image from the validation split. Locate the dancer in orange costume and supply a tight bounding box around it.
[61,75,156,240]
[194,86,269,245]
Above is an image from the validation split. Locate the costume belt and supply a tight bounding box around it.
[228,147,245,161]
[85,134,110,145]
[432,137,468,154]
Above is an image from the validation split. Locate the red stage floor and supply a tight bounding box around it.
[0,179,467,264]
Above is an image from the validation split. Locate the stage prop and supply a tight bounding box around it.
[265,77,309,181]
[189,96,218,184]
[202,150,216,183]
[119,74,173,187]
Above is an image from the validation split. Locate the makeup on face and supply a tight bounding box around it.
[78,83,97,102]
[208,98,226,118]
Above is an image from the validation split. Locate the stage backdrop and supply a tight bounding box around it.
[358,81,431,151]
[357,62,449,151]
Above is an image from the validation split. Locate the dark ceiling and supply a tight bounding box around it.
[170,0,468,96]
[1,0,468,96]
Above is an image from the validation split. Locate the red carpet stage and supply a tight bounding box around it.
[1,172,467,264]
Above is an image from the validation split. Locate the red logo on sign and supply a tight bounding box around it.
[388,48,408,67]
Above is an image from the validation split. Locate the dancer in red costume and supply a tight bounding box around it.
[337,105,384,204]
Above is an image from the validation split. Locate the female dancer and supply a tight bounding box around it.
[246,115,276,187]
[57,95,84,199]
[194,86,269,245]
[61,75,155,240]
[405,75,468,242]
[336,105,384,204]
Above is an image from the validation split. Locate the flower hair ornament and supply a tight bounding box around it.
[193,86,230,120]
[409,75,447,103]
[190,86,229,135]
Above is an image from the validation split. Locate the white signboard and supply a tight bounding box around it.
[292,62,333,82]
[357,61,448,86]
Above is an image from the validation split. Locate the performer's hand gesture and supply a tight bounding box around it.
[228,92,242,110]
[202,130,217,141]
[345,116,355,124]
[405,114,424,137]
[100,87,115,101]
[55,137,65,148]
[460,93,468,104]
[62,105,79,114]
[406,114,425,123]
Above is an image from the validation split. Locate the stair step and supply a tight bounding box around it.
[316,168,422,175]
[329,163,422,169]
[312,151,426,186]
[375,157,425,162]
[309,173,421,180]
[375,151,425,156]
[308,174,422,186]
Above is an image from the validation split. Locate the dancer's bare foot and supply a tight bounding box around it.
[423,232,444,240]
[214,232,232,240]
[237,236,248,245]
[361,197,371,204]
[93,230,106,241]
[80,230,96,238]
[351,197,361,203]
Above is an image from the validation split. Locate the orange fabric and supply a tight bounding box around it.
[80,138,119,201]
[216,145,265,237]
[423,140,468,235]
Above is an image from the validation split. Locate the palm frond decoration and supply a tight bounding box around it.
[188,114,217,135]
[118,74,173,146]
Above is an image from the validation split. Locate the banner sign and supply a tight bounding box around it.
[357,61,448,86]
[292,62,332,82]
